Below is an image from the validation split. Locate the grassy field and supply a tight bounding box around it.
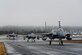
[62,40,82,43]
[0,42,7,55]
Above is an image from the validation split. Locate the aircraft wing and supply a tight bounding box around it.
[35,33,52,37]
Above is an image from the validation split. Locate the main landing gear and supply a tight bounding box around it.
[49,38,63,45]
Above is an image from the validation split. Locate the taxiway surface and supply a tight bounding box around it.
[0,35,82,55]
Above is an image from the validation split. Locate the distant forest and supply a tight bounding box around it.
[0,26,82,35]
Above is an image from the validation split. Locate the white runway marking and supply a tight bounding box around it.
[4,43,22,55]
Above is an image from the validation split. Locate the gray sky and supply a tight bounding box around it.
[0,0,82,26]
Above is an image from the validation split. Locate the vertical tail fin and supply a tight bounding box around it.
[45,21,47,32]
[59,21,61,28]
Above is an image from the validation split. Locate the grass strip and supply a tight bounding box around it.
[46,40,82,43]
[0,42,7,55]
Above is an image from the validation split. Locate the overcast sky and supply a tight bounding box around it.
[0,0,82,26]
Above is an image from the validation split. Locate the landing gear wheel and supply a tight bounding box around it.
[34,40,35,42]
[27,39,29,42]
[61,40,63,45]
[23,37,26,40]
[49,40,52,45]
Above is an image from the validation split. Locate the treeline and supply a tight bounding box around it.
[0,26,52,34]
[0,26,82,35]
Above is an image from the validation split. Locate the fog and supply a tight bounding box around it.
[0,0,82,26]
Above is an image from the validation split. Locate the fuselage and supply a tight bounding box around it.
[49,28,66,39]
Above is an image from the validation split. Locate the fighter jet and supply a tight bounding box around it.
[41,21,72,45]
[24,33,36,42]
[7,32,17,40]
